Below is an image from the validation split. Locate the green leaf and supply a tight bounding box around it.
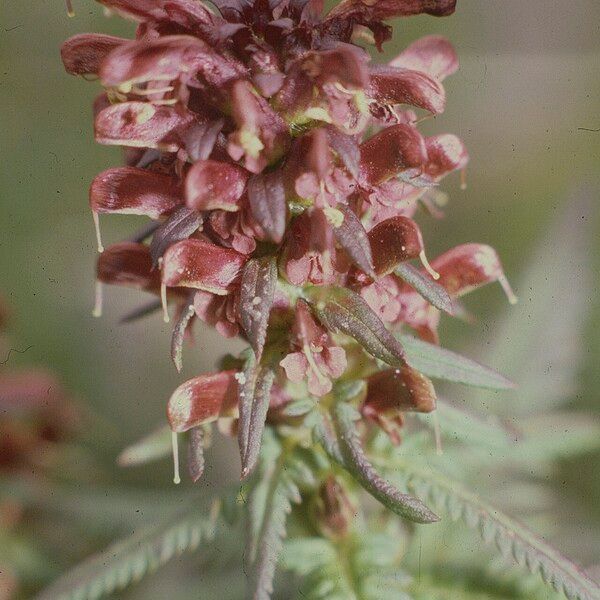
[116,424,172,467]
[398,334,514,390]
[330,403,438,524]
[36,500,224,600]
[385,458,600,600]
[308,286,406,366]
[395,262,454,315]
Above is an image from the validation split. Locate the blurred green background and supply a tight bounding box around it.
[1,1,599,598]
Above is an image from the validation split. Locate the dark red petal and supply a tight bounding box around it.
[368,216,425,276]
[389,35,458,81]
[90,167,182,218]
[98,0,214,25]
[61,34,126,76]
[95,102,197,151]
[360,124,427,185]
[161,239,246,294]
[424,134,469,179]
[97,242,160,291]
[100,35,242,89]
[167,370,239,432]
[369,65,446,114]
[326,0,456,21]
[185,160,249,212]
[302,43,369,90]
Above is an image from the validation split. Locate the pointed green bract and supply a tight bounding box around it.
[398,334,515,389]
[329,403,438,524]
[308,286,406,366]
[395,262,454,314]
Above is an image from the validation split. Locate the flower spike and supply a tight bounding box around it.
[62,0,521,576]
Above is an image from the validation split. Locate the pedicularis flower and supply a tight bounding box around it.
[62,0,516,481]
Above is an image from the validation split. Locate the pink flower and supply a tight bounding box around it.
[280,300,347,397]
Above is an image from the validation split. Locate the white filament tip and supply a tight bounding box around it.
[419,250,440,280]
[460,168,467,191]
[92,281,103,318]
[498,274,518,305]
[171,431,181,485]
[92,212,104,253]
[161,283,170,323]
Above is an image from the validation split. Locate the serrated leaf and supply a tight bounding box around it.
[395,262,454,314]
[249,460,299,600]
[117,424,172,467]
[149,206,201,266]
[36,501,222,600]
[240,257,277,359]
[333,204,375,275]
[331,403,438,524]
[398,334,514,390]
[238,357,276,478]
[247,170,286,244]
[170,295,195,372]
[187,426,205,482]
[385,458,600,600]
[308,286,406,367]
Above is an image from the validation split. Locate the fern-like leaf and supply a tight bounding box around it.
[385,458,600,600]
[245,431,300,600]
[35,500,224,600]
